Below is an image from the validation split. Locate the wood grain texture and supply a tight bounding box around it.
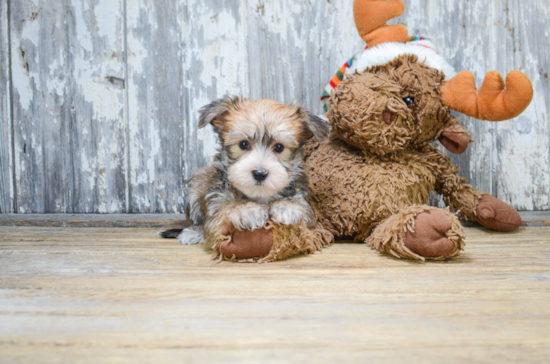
[10,0,127,213]
[3,0,550,213]
[0,225,549,363]
[125,0,186,213]
[491,1,550,210]
[246,0,363,106]
[0,0,14,213]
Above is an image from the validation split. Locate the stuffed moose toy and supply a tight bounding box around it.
[304,0,534,260]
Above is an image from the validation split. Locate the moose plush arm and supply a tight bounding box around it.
[429,146,522,232]
[429,146,485,220]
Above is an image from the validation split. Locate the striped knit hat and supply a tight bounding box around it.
[320,37,456,114]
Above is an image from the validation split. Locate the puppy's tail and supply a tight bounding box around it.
[158,229,183,239]
[159,226,205,245]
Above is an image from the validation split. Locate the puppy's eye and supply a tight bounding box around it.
[239,140,250,151]
[273,143,285,153]
[403,97,415,106]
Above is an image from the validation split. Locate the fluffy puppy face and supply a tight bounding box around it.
[199,97,329,200]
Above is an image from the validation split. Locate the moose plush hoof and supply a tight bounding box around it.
[402,209,458,258]
[475,195,522,232]
[219,224,273,260]
[214,222,332,262]
[367,206,465,260]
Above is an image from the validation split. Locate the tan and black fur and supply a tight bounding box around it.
[161,97,333,262]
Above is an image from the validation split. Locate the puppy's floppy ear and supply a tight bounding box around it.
[297,107,330,141]
[198,96,242,130]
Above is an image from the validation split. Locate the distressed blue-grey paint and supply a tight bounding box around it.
[2,0,549,213]
[0,0,14,213]
[10,0,127,213]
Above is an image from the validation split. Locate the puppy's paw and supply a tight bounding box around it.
[229,203,269,231]
[177,226,205,245]
[269,200,306,226]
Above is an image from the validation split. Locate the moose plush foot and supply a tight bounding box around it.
[366,206,465,261]
[213,222,333,263]
[403,210,460,258]
[475,195,522,232]
[219,224,274,260]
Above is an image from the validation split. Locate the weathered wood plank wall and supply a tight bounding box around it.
[1,0,14,213]
[0,0,548,213]
[7,0,127,213]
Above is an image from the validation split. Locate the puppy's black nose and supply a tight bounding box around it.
[252,169,269,182]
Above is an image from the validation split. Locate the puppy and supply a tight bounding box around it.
[160,96,329,253]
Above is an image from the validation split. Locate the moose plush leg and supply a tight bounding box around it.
[446,184,522,232]
[212,222,333,263]
[366,205,465,261]
[430,146,522,232]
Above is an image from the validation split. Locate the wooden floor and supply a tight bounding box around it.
[1,225,549,363]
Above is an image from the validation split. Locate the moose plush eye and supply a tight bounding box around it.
[239,141,251,151]
[403,97,415,106]
[273,143,285,153]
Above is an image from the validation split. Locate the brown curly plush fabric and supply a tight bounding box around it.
[305,139,484,241]
[211,222,333,263]
[305,54,521,261]
[260,222,333,263]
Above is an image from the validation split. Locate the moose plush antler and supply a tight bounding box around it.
[308,0,534,261]
[353,0,408,47]
[441,70,533,121]
[352,0,533,121]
